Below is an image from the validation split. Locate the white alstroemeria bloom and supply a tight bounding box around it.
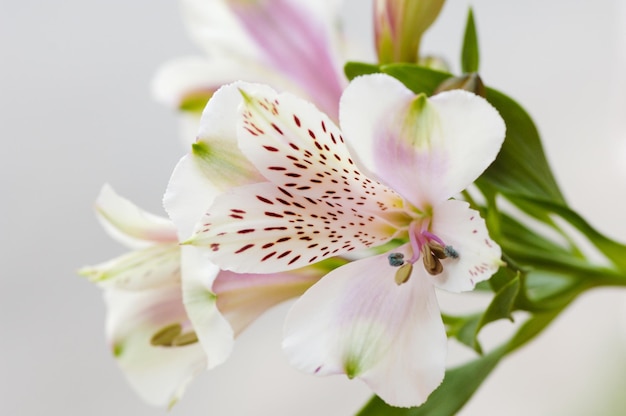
[153,0,348,128]
[79,184,205,407]
[81,184,321,407]
[188,74,506,407]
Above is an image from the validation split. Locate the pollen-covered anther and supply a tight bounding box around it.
[388,252,405,267]
[394,262,413,285]
[422,244,444,276]
[150,323,182,347]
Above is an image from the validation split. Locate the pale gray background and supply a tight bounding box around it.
[2,0,626,415]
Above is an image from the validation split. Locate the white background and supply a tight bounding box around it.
[2,0,626,415]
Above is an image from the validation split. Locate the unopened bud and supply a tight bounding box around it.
[375,0,446,64]
[434,73,486,98]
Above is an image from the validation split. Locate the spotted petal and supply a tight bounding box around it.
[95,184,177,249]
[236,85,404,215]
[341,74,506,207]
[283,248,447,407]
[164,82,269,240]
[426,199,502,292]
[190,182,397,273]
[105,283,206,408]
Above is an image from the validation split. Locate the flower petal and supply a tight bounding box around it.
[283,249,447,407]
[105,283,206,407]
[427,199,502,292]
[164,82,268,240]
[213,265,323,336]
[190,182,397,273]
[228,0,345,117]
[152,57,305,113]
[180,0,260,59]
[341,74,506,207]
[79,243,180,290]
[179,246,235,368]
[236,84,404,215]
[95,184,177,248]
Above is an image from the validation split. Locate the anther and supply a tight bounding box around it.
[388,252,405,267]
[444,245,459,259]
[172,331,199,347]
[394,263,413,285]
[150,323,182,347]
[422,246,444,275]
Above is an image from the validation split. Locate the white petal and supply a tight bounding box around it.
[340,74,415,180]
[191,182,397,273]
[283,249,447,407]
[237,85,404,215]
[180,0,260,59]
[152,56,308,110]
[164,82,269,240]
[95,184,177,249]
[79,243,180,290]
[341,74,506,207]
[427,200,502,292]
[213,266,323,335]
[180,246,235,368]
[105,283,206,407]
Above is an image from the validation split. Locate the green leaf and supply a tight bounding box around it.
[357,346,507,416]
[509,196,626,272]
[381,64,451,95]
[479,274,520,327]
[461,8,479,73]
[344,62,380,81]
[478,88,565,203]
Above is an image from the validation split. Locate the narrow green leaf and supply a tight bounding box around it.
[509,195,626,271]
[461,8,479,73]
[357,346,506,416]
[344,62,380,81]
[478,274,520,328]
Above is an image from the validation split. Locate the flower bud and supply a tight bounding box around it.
[434,73,486,98]
[375,0,446,64]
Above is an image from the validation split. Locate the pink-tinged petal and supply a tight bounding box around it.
[237,85,404,216]
[283,249,446,407]
[105,283,206,407]
[229,0,345,117]
[95,184,177,248]
[213,265,323,336]
[190,182,397,273]
[179,246,235,369]
[341,74,506,207]
[79,243,180,290]
[427,199,502,292]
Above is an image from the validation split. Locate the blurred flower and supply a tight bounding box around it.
[153,0,349,144]
[187,74,505,406]
[80,184,321,407]
[375,0,446,64]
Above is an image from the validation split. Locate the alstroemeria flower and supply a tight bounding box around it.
[153,0,349,132]
[79,184,205,407]
[188,74,505,406]
[81,184,321,406]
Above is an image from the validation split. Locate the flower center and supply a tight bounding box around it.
[387,220,459,285]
